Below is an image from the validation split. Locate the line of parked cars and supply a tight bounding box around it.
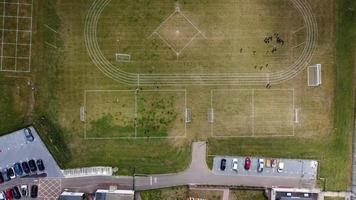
[220,157,284,173]
[0,159,45,183]
[0,184,38,199]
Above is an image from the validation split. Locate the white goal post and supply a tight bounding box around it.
[80,106,85,122]
[208,108,214,123]
[116,53,131,62]
[185,108,191,123]
[307,64,321,86]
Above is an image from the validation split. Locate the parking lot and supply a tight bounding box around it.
[0,126,63,178]
[212,156,318,180]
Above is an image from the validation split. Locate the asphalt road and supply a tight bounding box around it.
[0,142,317,196]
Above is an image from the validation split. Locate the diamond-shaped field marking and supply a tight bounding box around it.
[151,7,206,56]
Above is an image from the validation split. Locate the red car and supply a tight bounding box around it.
[5,188,13,200]
[244,157,251,170]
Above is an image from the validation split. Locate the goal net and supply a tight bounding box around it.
[116,53,131,62]
[185,108,191,123]
[208,108,214,123]
[80,106,85,122]
[307,64,321,86]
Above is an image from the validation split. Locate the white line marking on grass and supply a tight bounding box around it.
[44,24,58,33]
[154,32,179,54]
[28,0,33,72]
[252,89,255,136]
[84,90,87,139]
[178,31,200,55]
[184,88,187,137]
[0,2,5,71]
[210,90,214,137]
[179,11,207,39]
[134,89,138,138]
[15,0,22,72]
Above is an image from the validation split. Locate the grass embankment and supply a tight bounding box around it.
[209,0,356,190]
[0,76,29,134]
[140,186,189,200]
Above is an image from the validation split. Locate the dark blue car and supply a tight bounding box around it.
[13,163,23,176]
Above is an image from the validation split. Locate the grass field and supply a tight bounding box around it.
[85,89,185,138]
[229,190,266,200]
[0,0,353,192]
[212,89,294,137]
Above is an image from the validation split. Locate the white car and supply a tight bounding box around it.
[257,158,264,172]
[232,158,238,171]
[21,184,28,196]
[0,191,5,200]
[277,162,284,173]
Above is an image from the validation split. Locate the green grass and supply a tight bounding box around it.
[140,186,189,200]
[33,117,71,168]
[0,75,29,134]
[137,93,179,137]
[229,190,266,200]
[87,114,135,137]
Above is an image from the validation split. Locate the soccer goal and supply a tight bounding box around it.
[208,108,214,123]
[185,108,192,123]
[294,108,299,123]
[307,64,321,86]
[116,53,131,62]
[80,106,85,122]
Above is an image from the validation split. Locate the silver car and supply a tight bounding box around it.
[257,158,264,172]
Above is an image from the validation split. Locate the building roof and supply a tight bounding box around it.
[59,191,85,200]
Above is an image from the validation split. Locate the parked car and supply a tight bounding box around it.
[11,186,21,199]
[7,168,16,179]
[13,163,23,176]
[20,185,28,196]
[244,157,251,170]
[24,128,34,142]
[2,169,10,182]
[0,173,4,184]
[5,189,13,200]
[30,185,38,198]
[220,158,227,171]
[232,158,238,171]
[21,161,30,174]
[28,159,37,172]
[0,191,5,200]
[257,158,264,173]
[36,159,45,171]
[277,162,284,173]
